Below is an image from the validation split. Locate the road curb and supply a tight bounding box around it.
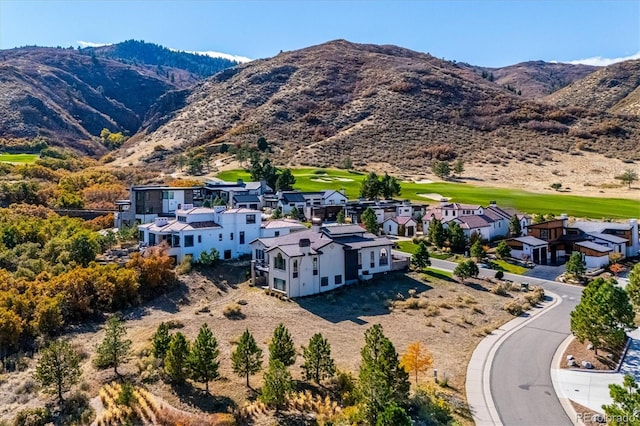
[551,334,580,425]
[466,290,562,426]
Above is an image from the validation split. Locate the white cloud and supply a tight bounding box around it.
[558,51,640,67]
[77,41,110,48]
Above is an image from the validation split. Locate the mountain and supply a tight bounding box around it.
[474,61,597,98]
[0,43,239,154]
[88,40,242,78]
[128,40,639,172]
[546,59,640,116]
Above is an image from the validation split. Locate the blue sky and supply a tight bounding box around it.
[1,0,638,66]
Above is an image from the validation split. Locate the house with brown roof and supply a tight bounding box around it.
[383,216,418,237]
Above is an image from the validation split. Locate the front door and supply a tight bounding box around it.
[407,226,415,237]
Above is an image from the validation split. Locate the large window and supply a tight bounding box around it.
[162,191,174,199]
[540,229,550,240]
[321,277,329,286]
[177,216,187,223]
[172,235,181,247]
[380,248,388,265]
[312,257,318,275]
[246,214,256,224]
[149,233,156,245]
[274,253,286,270]
[184,235,194,247]
[240,231,245,244]
[255,249,264,260]
[293,260,298,278]
[370,251,375,268]
[273,278,286,291]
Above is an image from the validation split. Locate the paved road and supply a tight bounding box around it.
[427,258,584,425]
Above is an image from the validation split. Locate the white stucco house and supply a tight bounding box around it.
[383,216,418,237]
[250,223,393,298]
[574,241,613,269]
[138,206,261,263]
[506,236,550,264]
[260,219,307,238]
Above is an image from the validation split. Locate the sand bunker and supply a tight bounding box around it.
[334,177,354,182]
[418,193,448,201]
[414,179,435,184]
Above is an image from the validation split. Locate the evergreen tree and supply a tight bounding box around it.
[276,168,296,191]
[428,219,445,248]
[34,340,81,404]
[302,333,336,383]
[336,209,346,224]
[447,222,467,253]
[570,278,635,355]
[412,241,431,271]
[603,375,640,425]
[470,240,485,259]
[376,403,412,426]
[152,322,171,360]
[289,206,302,220]
[269,323,296,367]
[565,252,586,279]
[626,263,640,311]
[95,316,131,376]
[165,332,190,383]
[454,260,479,283]
[380,173,401,199]
[362,207,379,235]
[232,329,263,388]
[496,241,511,259]
[453,159,465,177]
[431,161,451,180]
[358,324,410,424]
[360,172,381,200]
[257,136,269,152]
[272,208,283,219]
[188,324,220,393]
[260,359,293,410]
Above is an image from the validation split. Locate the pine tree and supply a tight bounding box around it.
[603,375,640,425]
[380,173,401,199]
[376,403,412,426]
[447,222,467,253]
[453,159,465,177]
[188,324,220,393]
[570,278,635,355]
[95,316,132,376]
[470,240,485,259]
[412,241,431,270]
[360,172,381,200]
[454,260,480,283]
[358,324,410,424]
[362,207,379,235]
[496,241,511,259]
[34,340,81,404]
[165,332,190,383]
[275,168,296,191]
[269,323,296,367]
[232,329,263,388]
[428,218,445,248]
[152,322,171,360]
[336,209,346,224]
[509,215,522,237]
[260,359,293,410]
[302,333,336,383]
[565,252,586,279]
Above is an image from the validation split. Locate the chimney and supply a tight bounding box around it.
[440,198,448,207]
[311,217,322,232]
[155,217,169,227]
[489,200,496,207]
[299,238,311,255]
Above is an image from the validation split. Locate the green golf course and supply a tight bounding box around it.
[0,153,39,163]
[216,168,639,219]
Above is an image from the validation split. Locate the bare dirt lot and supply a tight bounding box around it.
[0,264,525,424]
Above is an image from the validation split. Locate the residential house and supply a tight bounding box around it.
[260,219,307,238]
[423,201,512,241]
[506,236,550,264]
[276,191,307,215]
[383,216,418,237]
[115,185,204,228]
[203,178,271,209]
[422,201,484,229]
[571,219,638,258]
[138,206,261,263]
[345,200,427,225]
[250,223,393,298]
[573,241,612,269]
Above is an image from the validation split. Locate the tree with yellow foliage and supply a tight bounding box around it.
[400,341,433,386]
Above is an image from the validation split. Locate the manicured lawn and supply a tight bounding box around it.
[424,268,454,280]
[395,240,419,254]
[217,168,640,219]
[491,260,528,275]
[0,153,39,163]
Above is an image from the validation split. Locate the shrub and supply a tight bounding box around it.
[13,407,52,426]
[504,301,525,316]
[490,283,510,296]
[223,303,243,319]
[495,270,504,279]
[176,255,192,275]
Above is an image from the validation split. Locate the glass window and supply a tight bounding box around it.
[240,231,245,244]
[293,260,298,278]
[198,235,202,243]
[224,249,231,259]
[358,252,362,268]
[149,233,156,245]
[274,253,286,270]
[184,235,194,247]
[255,249,264,260]
[230,233,234,241]
[380,248,388,265]
[335,275,342,285]
[312,257,318,275]
[274,278,286,291]
[275,231,280,237]
[218,234,222,241]
[172,235,180,247]
[139,230,144,241]
[321,277,329,286]
[246,214,256,224]
[370,251,375,268]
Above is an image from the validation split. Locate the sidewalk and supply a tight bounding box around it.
[551,329,640,424]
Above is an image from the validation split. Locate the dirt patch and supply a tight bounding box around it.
[561,337,623,370]
[1,267,521,424]
[570,400,606,424]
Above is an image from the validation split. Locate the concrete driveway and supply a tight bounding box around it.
[523,264,566,281]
